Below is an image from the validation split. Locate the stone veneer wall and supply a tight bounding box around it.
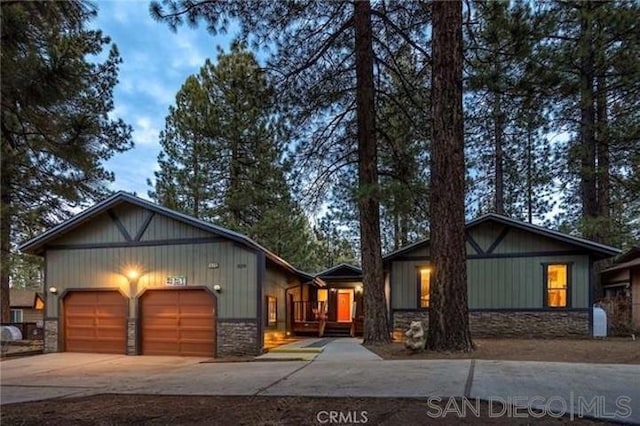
[44,320,58,352]
[217,320,260,356]
[392,310,589,339]
[127,319,136,355]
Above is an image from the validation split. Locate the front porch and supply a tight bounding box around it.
[290,301,364,337]
[287,263,364,338]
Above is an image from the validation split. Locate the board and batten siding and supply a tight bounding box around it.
[46,242,257,319]
[390,255,590,310]
[264,265,298,331]
[54,212,127,245]
[391,260,428,309]
[491,228,574,254]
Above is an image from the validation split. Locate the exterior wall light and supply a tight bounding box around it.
[48,286,58,294]
[213,284,222,293]
[126,269,140,281]
[356,286,363,293]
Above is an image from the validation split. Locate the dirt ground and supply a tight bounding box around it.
[0,395,617,425]
[367,338,640,364]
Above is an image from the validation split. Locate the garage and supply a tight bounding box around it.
[140,289,216,357]
[63,291,128,354]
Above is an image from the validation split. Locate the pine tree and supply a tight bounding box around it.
[377,44,431,251]
[149,44,319,270]
[1,1,132,321]
[150,0,431,343]
[428,0,474,352]
[536,0,640,244]
[465,0,556,223]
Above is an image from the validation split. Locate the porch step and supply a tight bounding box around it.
[323,323,352,337]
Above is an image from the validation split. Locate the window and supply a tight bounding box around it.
[546,264,568,307]
[267,296,277,326]
[419,268,431,308]
[10,309,23,323]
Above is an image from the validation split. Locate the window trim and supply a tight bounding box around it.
[10,309,24,323]
[415,265,432,310]
[542,262,573,308]
[266,296,277,327]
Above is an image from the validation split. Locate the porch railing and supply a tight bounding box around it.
[292,301,327,322]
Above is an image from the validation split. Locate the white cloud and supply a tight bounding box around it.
[133,116,161,146]
[93,0,235,196]
[171,33,208,69]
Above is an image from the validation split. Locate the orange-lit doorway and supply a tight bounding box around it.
[337,290,353,322]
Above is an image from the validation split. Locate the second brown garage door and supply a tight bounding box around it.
[140,289,216,357]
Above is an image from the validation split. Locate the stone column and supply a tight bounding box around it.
[44,320,59,353]
[127,318,137,355]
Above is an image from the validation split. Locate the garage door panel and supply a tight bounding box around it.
[141,289,215,357]
[64,291,127,354]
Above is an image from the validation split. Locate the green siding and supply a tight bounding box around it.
[391,260,431,309]
[390,255,590,309]
[140,212,211,241]
[112,203,152,238]
[492,228,574,254]
[46,241,258,319]
[54,212,126,245]
[264,266,297,332]
[468,222,505,253]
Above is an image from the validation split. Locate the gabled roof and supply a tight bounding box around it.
[383,213,621,262]
[316,263,362,279]
[616,246,640,264]
[8,289,44,308]
[601,246,640,273]
[19,191,315,283]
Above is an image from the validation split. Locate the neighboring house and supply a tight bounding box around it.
[8,289,45,324]
[601,247,640,330]
[19,192,316,357]
[289,263,364,337]
[384,214,620,339]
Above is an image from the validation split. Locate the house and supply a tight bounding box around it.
[289,263,364,337]
[19,191,317,357]
[8,289,45,324]
[601,247,640,330]
[384,214,620,339]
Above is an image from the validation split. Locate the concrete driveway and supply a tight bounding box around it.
[2,340,639,424]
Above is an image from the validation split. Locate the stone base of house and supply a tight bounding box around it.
[217,319,260,357]
[44,320,58,353]
[392,310,590,340]
[127,319,136,355]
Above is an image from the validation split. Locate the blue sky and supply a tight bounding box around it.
[92,1,234,198]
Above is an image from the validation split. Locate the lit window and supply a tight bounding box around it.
[419,268,431,308]
[546,264,568,307]
[267,296,277,326]
[10,309,23,323]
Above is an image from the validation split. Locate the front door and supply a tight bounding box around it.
[337,292,351,322]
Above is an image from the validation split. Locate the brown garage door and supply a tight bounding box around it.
[64,291,127,354]
[140,289,216,357]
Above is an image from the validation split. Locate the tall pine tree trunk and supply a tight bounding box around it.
[354,0,389,345]
[595,20,610,244]
[493,89,504,215]
[492,55,504,216]
[579,4,598,238]
[427,0,473,352]
[0,137,12,323]
[526,117,534,224]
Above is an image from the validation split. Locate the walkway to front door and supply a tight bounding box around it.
[257,338,382,362]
